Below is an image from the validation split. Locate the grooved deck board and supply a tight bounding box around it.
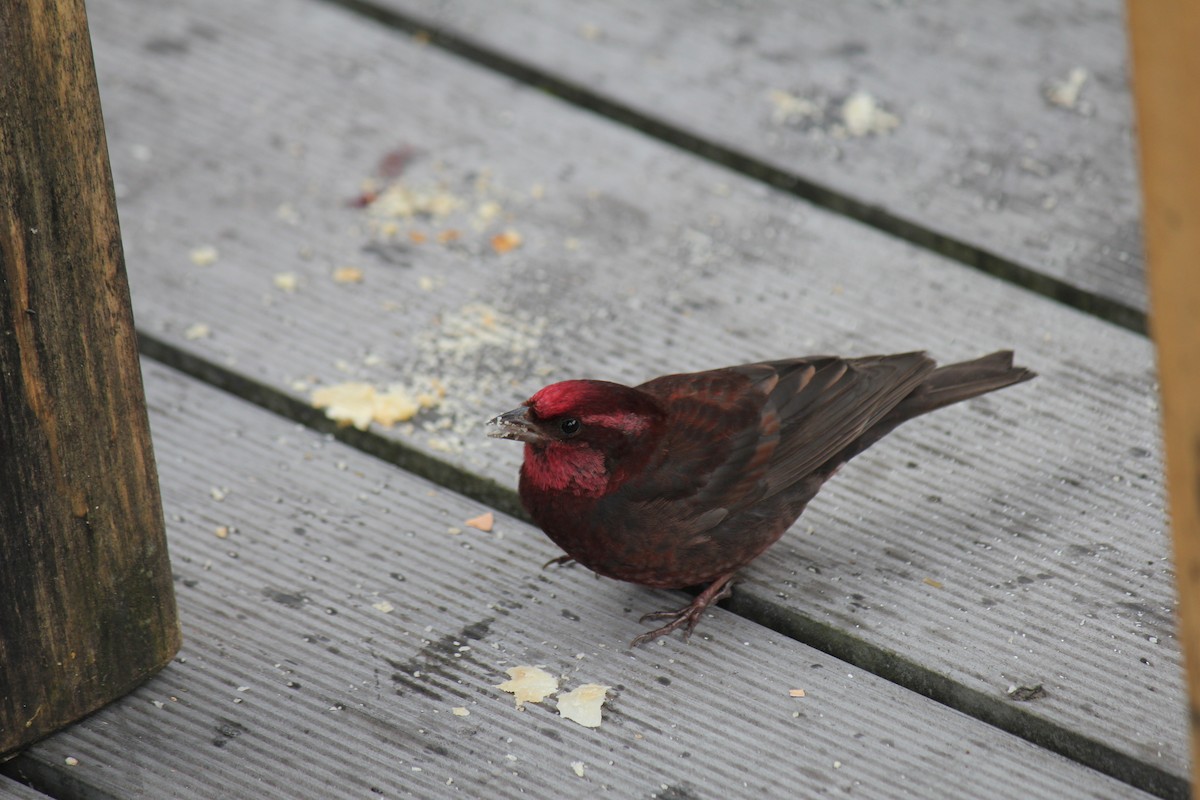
[9,363,1155,799]
[371,0,1146,318]
[84,0,1180,791]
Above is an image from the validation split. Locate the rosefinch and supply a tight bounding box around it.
[488,351,1033,647]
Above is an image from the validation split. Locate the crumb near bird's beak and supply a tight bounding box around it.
[487,406,545,444]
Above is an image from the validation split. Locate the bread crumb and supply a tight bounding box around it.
[312,382,436,430]
[768,89,820,125]
[274,272,299,293]
[923,577,944,589]
[841,91,900,137]
[497,666,558,708]
[556,684,609,728]
[465,512,494,532]
[452,707,470,717]
[184,323,211,340]
[1044,67,1088,110]
[189,245,218,266]
[490,230,522,254]
[332,266,364,284]
[789,689,806,698]
[373,601,394,613]
[571,761,586,778]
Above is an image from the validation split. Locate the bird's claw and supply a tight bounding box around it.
[629,579,735,648]
[542,554,576,570]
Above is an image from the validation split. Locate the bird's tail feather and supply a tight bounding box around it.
[820,351,1034,476]
[889,350,1035,421]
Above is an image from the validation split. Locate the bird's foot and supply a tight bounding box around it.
[542,554,576,570]
[630,575,736,648]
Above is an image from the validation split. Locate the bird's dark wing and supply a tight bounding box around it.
[627,353,936,525]
[758,352,935,496]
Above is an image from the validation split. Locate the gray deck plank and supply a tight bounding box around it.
[85,0,1181,791]
[372,0,1146,321]
[9,363,1154,799]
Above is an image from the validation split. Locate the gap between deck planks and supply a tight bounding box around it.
[1,362,1158,799]
[83,0,1180,795]
[0,777,52,800]
[330,0,1146,334]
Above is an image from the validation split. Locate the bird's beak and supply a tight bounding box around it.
[486,406,544,444]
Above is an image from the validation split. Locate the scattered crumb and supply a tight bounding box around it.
[274,272,299,293]
[210,487,227,501]
[768,89,820,125]
[571,761,586,778]
[189,245,218,266]
[452,707,470,717]
[465,512,494,532]
[332,266,364,284]
[497,666,559,708]
[490,229,523,254]
[437,229,461,244]
[64,757,79,767]
[417,276,437,291]
[475,201,502,225]
[446,527,463,536]
[556,684,610,728]
[789,689,806,698]
[923,577,944,589]
[275,203,300,225]
[409,230,427,244]
[214,526,230,539]
[373,601,394,613]
[579,22,602,40]
[311,382,438,430]
[184,323,211,341]
[841,91,900,137]
[368,183,462,220]
[1044,67,1088,110]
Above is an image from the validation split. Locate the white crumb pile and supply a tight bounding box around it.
[767,88,901,138]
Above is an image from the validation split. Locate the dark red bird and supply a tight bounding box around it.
[488,351,1033,647]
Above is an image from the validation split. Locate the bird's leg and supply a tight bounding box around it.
[542,554,576,570]
[630,573,737,648]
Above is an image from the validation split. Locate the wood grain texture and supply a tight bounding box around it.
[82,0,1179,793]
[6,363,1157,799]
[0,0,180,756]
[1126,0,1200,790]
[367,0,1146,326]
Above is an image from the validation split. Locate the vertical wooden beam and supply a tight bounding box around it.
[0,0,181,755]
[1126,0,1200,794]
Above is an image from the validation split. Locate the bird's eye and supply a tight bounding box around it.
[559,417,581,437]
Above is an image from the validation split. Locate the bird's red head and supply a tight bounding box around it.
[488,379,665,496]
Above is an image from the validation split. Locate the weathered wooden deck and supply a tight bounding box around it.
[1,0,1178,797]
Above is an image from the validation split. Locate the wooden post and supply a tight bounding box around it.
[0,0,181,755]
[1126,1,1200,794]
